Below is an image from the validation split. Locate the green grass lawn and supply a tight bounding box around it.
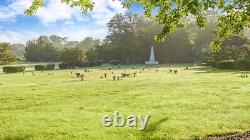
[0,64,250,140]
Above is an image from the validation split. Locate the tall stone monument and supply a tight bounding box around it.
[145,46,159,65]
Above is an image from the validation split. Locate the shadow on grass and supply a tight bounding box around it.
[138,117,169,140]
[191,67,246,74]
[1,101,48,111]
[3,135,32,140]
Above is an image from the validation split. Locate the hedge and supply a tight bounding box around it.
[35,64,55,71]
[59,63,84,69]
[234,57,250,70]
[58,63,68,69]
[3,66,25,73]
[35,65,45,71]
[216,60,235,69]
[46,64,55,70]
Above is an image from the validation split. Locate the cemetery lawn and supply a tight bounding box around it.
[0,64,250,140]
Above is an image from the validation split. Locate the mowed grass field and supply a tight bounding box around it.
[0,64,250,140]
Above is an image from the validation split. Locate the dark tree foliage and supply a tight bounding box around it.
[0,43,16,64]
[85,13,250,64]
[59,47,86,65]
[86,13,212,64]
[203,36,250,65]
[25,36,58,62]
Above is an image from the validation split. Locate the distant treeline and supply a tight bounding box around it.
[6,13,250,66]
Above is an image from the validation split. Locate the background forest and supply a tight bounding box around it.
[4,13,250,66]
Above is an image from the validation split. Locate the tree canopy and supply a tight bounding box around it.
[26,0,250,51]
[59,47,86,65]
[0,43,16,64]
[86,13,250,64]
[25,36,58,62]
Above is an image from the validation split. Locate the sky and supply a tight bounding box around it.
[0,0,144,44]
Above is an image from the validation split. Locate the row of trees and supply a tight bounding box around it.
[0,41,86,66]
[87,13,250,65]
[23,35,100,62]
[1,13,249,66]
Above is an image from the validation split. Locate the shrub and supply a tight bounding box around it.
[59,63,84,69]
[35,64,55,71]
[216,60,235,69]
[235,57,250,70]
[35,65,46,71]
[3,66,25,73]
[46,64,55,70]
[59,63,68,69]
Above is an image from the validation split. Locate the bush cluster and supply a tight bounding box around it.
[58,63,68,69]
[59,63,84,69]
[216,60,235,69]
[3,66,25,73]
[235,57,250,70]
[215,57,250,70]
[46,64,55,70]
[35,64,55,71]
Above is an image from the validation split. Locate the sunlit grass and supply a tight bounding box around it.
[0,64,249,140]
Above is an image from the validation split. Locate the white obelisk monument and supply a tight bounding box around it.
[145,46,159,65]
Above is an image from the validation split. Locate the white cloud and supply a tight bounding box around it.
[0,0,126,44]
[90,0,126,25]
[64,21,75,25]
[0,0,126,25]
[35,0,78,25]
[0,30,38,43]
[0,0,32,21]
[34,0,126,25]
[53,26,107,41]
[0,25,106,44]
